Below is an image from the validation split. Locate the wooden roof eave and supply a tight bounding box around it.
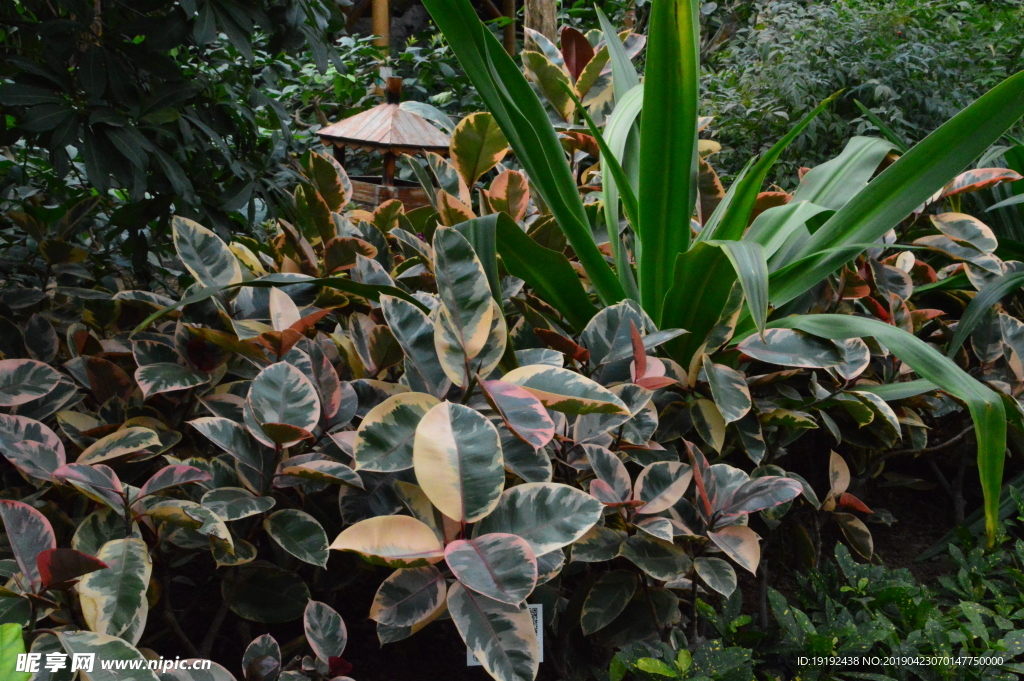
[320,137,450,157]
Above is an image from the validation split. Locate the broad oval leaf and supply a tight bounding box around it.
[146,500,232,549]
[329,515,444,567]
[694,556,737,597]
[201,487,276,521]
[432,226,494,380]
[0,413,65,481]
[448,582,539,681]
[264,510,330,567]
[636,517,675,542]
[479,379,556,449]
[279,459,363,488]
[248,362,321,440]
[0,413,64,456]
[571,526,629,562]
[172,215,242,288]
[370,565,447,627]
[522,50,575,121]
[737,328,843,368]
[584,444,631,502]
[435,298,506,389]
[304,600,348,661]
[692,398,727,452]
[53,463,125,513]
[835,512,873,558]
[931,212,998,252]
[56,631,159,681]
[581,570,637,635]
[701,356,751,424]
[581,300,647,365]
[222,563,310,623]
[618,535,691,581]
[413,402,504,522]
[135,363,210,399]
[634,461,693,514]
[708,525,761,574]
[138,465,211,498]
[78,538,152,644]
[353,392,439,472]
[189,416,271,494]
[719,476,803,519]
[451,111,509,185]
[501,365,629,415]
[445,533,538,605]
[473,482,603,555]
[487,169,530,221]
[78,427,162,465]
[245,634,282,681]
[0,499,56,590]
[0,359,59,406]
[380,294,451,398]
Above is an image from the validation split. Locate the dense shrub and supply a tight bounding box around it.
[2,2,1024,681]
[702,0,1024,184]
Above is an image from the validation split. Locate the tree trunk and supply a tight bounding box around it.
[524,0,556,49]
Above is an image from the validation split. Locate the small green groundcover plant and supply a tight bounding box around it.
[612,490,1024,681]
[2,0,1024,680]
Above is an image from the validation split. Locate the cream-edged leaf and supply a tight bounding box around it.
[501,365,629,415]
[413,402,504,522]
[445,533,537,605]
[448,582,539,681]
[354,392,440,472]
[264,509,330,567]
[370,565,447,627]
[473,482,602,555]
[330,515,444,568]
[171,216,242,288]
[77,538,152,644]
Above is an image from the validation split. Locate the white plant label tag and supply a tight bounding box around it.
[466,603,543,666]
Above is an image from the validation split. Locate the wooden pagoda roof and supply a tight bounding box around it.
[317,102,451,155]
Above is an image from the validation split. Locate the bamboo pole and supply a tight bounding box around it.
[372,0,390,54]
[503,0,517,56]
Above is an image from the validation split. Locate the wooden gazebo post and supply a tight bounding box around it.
[381,77,402,186]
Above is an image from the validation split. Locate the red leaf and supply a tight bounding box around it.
[837,492,873,514]
[629,320,646,380]
[560,26,595,81]
[636,376,677,390]
[559,131,600,158]
[37,548,108,589]
[329,657,354,676]
[863,296,891,323]
[748,191,791,224]
[910,309,946,326]
[534,328,590,363]
[840,267,871,300]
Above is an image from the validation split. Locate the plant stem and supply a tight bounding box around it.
[640,574,668,643]
[460,373,479,404]
[690,570,699,643]
[160,570,199,657]
[198,600,230,658]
